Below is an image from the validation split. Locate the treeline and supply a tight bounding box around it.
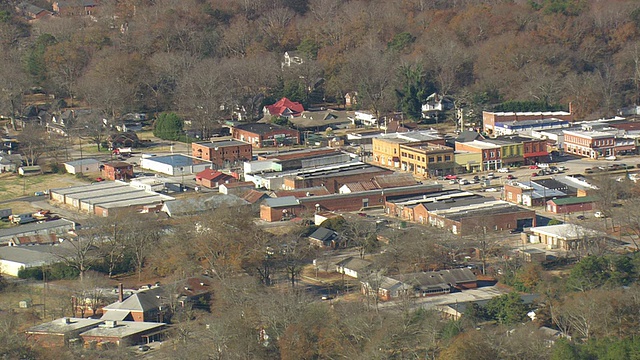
[2,0,640,134]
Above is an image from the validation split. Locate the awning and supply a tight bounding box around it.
[100,311,129,321]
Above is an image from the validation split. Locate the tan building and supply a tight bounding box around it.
[372,137,406,168]
[455,151,482,173]
[399,143,454,177]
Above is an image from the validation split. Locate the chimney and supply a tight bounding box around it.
[61,317,71,324]
[118,283,124,302]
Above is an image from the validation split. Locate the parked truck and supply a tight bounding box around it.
[0,208,12,219]
[9,213,37,225]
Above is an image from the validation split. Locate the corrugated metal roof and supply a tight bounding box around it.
[263,196,299,208]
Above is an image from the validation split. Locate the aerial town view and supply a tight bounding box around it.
[2,0,640,359]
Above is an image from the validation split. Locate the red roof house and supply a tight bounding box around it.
[264,98,304,118]
[195,169,237,189]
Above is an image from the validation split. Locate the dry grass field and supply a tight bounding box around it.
[0,173,87,202]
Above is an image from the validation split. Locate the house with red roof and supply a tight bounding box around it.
[264,97,305,118]
[195,169,237,189]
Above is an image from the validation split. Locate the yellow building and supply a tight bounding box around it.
[372,137,407,168]
[399,143,455,176]
[454,151,482,173]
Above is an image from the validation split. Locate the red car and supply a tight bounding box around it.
[95,177,105,182]
[507,174,516,180]
[444,174,458,180]
[529,165,539,169]
[531,172,538,177]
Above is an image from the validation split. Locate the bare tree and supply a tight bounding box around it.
[17,124,49,166]
[56,227,100,282]
[0,50,28,130]
[125,214,162,282]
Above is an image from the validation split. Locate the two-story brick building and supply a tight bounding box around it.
[399,143,455,177]
[101,162,134,181]
[483,110,573,134]
[454,140,502,171]
[563,130,616,159]
[192,140,252,169]
[232,123,300,148]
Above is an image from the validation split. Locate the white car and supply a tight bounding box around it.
[497,168,510,173]
[458,179,470,185]
[594,211,606,218]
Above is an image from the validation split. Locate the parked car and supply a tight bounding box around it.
[321,295,334,300]
[507,174,516,180]
[577,215,586,220]
[95,177,104,182]
[138,345,150,352]
[497,167,510,173]
[529,165,539,169]
[531,172,538,177]
[509,228,522,234]
[445,174,458,180]
[605,155,617,161]
[459,179,470,185]
[487,172,495,179]
[594,211,606,218]
[34,191,45,196]
[449,179,457,185]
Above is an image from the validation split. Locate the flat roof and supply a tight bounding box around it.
[487,111,571,116]
[26,318,104,335]
[0,219,75,238]
[65,158,101,166]
[51,183,174,210]
[529,224,601,240]
[463,140,501,149]
[145,154,210,167]
[443,203,532,221]
[0,246,59,266]
[562,130,614,139]
[548,196,596,205]
[50,181,127,196]
[80,321,166,339]
[495,118,569,127]
[194,140,248,148]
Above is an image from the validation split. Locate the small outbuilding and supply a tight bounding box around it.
[64,159,101,174]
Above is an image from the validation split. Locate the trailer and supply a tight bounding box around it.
[0,208,11,219]
[9,213,37,224]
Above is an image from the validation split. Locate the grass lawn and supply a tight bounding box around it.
[0,173,88,201]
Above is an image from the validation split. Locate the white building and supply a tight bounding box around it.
[64,159,101,174]
[140,154,213,176]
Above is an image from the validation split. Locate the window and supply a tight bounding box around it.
[428,157,434,163]
[437,156,442,162]
[445,155,451,161]
[490,151,495,157]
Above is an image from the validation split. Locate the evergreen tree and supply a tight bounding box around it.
[153,112,184,141]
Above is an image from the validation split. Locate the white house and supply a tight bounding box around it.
[336,256,372,279]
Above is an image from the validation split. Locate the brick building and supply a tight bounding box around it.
[546,196,596,214]
[454,140,502,171]
[192,140,252,169]
[399,142,454,177]
[563,130,616,159]
[101,162,133,181]
[260,183,443,222]
[483,110,573,134]
[232,123,300,148]
[195,169,237,189]
[372,132,444,169]
[281,163,393,193]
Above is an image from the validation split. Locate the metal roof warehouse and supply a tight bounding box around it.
[50,181,174,217]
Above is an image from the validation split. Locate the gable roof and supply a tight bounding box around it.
[336,256,372,271]
[234,123,294,135]
[456,130,485,143]
[265,98,304,117]
[308,227,339,242]
[195,168,234,182]
[242,189,269,204]
[103,287,163,313]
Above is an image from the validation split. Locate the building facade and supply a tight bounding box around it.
[232,123,300,148]
[192,140,252,169]
[563,130,615,159]
[399,143,454,177]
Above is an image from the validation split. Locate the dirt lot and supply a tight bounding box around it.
[0,173,87,202]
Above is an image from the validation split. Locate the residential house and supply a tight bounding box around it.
[192,140,252,169]
[53,0,99,16]
[64,158,101,174]
[353,111,380,128]
[345,92,358,108]
[0,152,22,172]
[421,93,454,119]
[195,169,237,189]
[335,256,372,279]
[263,97,304,118]
[107,132,139,149]
[290,110,352,132]
[78,320,167,347]
[15,2,51,19]
[232,123,300,148]
[308,227,340,248]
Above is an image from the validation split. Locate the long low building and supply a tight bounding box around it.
[260,183,443,222]
[140,154,213,175]
[49,181,174,216]
[0,219,76,244]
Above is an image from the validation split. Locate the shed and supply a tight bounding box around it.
[64,159,101,174]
